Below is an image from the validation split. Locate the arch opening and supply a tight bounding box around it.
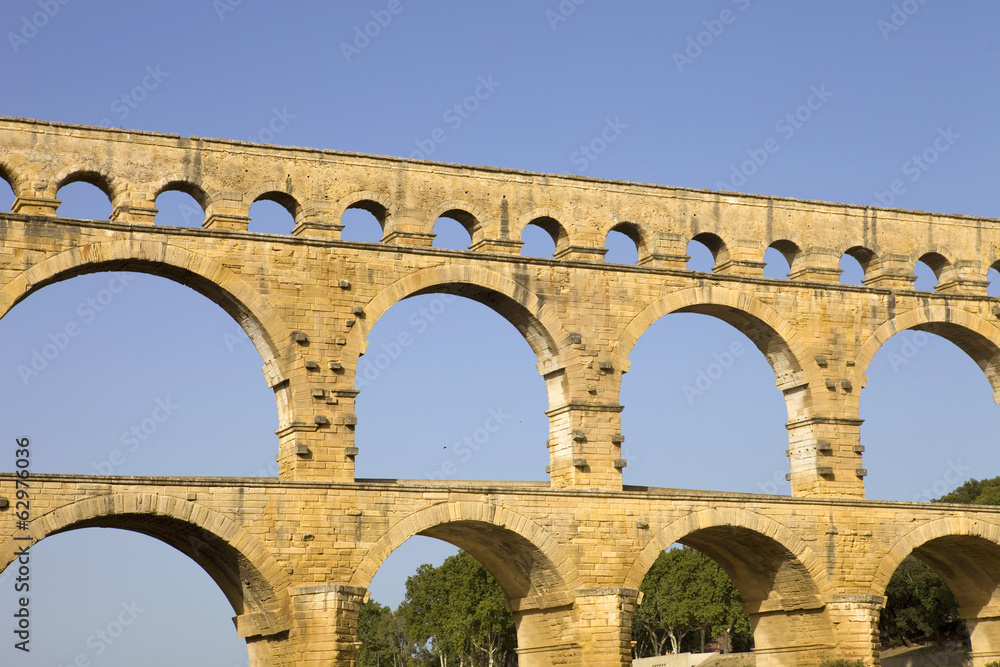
[764,240,799,280]
[249,193,297,234]
[155,189,206,227]
[605,223,641,264]
[915,252,953,292]
[841,246,877,286]
[341,203,385,243]
[988,264,999,297]
[432,211,474,250]
[353,507,579,666]
[0,268,282,477]
[352,292,550,482]
[859,326,1000,501]
[56,179,113,220]
[0,527,262,665]
[620,311,791,493]
[0,167,14,211]
[629,519,832,662]
[687,233,725,272]
[520,216,565,258]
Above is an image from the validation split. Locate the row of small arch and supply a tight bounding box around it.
[3,169,1000,292]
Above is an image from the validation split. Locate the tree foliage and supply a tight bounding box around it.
[632,546,752,657]
[359,551,516,667]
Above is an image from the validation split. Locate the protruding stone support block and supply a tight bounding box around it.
[292,220,344,240]
[469,237,523,254]
[382,229,435,247]
[110,205,158,224]
[204,213,251,231]
[12,196,60,216]
[554,245,608,262]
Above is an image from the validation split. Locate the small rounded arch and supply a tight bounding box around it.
[428,200,485,243]
[688,232,728,271]
[349,501,580,601]
[0,492,292,635]
[154,178,211,210]
[914,249,956,291]
[249,190,302,235]
[337,190,392,228]
[840,245,879,285]
[764,239,801,279]
[0,161,18,199]
[54,166,118,203]
[604,221,642,264]
[518,210,569,257]
[990,260,1000,297]
[856,306,1000,404]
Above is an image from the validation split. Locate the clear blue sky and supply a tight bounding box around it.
[2,2,1000,664]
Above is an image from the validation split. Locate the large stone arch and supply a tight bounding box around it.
[855,305,1000,403]
[625,507,835,666]
[350,500,583,666]
[613,286,810,387]
[870,516,1000,666]
[0,239,295,424]
[343,264,572,378]
[0,491,292,663]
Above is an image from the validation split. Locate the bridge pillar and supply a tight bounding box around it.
[637,231,690,269]
[825,594,883,667]
[545,403,624,489]
[787,417,866,498]
[12,195,60,216]
[288,584,367,667]
[788,247,843,283]
[963,607,1000,666]
[572,587,639,666]
[382,209,436,247]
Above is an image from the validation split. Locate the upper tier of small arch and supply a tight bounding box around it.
[2,116,999,294]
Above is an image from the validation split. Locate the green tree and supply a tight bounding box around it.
[358,600,419,667]
[632,547,751,657]
[399,551,516,667]
[934,476,1000,506]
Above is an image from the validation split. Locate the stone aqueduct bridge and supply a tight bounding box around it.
[1,117,1000,666]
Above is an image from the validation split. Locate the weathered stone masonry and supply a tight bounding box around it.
[1,117,999,665]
